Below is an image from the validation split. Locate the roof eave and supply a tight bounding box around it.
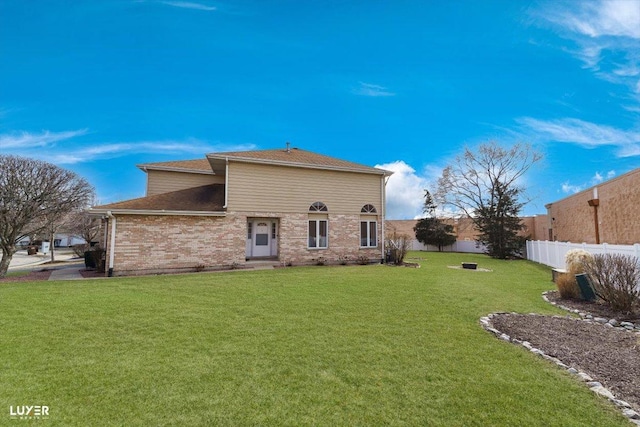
[88,208,226,217]
[136,164,215,175]
[206,154,391,176]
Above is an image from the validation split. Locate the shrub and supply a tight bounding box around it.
[338,254,350,265]
[72,243,90,257]
[583,254,640,315]
[385,231,410,265]
[556,273,581,300]
[557,249,593,300]
[357,255,370,265]
[565,249,593,274]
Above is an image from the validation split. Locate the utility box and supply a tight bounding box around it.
[575,273,596,302]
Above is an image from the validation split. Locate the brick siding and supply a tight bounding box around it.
[104,211,383,276]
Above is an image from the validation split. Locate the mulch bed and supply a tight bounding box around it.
[491,293,640,413]
[546,290,640,323]
[0,270,52,282]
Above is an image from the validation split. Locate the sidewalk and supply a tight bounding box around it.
[7,251,49,270]
[8,249,80,271]
[48,264,84,280]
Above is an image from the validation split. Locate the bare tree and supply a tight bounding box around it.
[70,210,102,246]
[0,155,94,277]
[436,142,542,258]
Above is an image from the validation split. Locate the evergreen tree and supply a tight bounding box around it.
[473,182,526,258]
[414,190,457,252]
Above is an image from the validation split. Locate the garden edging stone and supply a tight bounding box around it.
[480,300,640,425]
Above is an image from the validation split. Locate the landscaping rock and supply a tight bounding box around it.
[591,385,616,400]
[623,409,640,419]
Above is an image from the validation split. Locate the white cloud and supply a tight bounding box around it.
[537,0,640,102]
[375,160,435,220]
[517,117,640,157]
[2,131,256,164]
[47,140,257,164]
[353,82,396,97]
[560,0,640,39]
[0,129,88,149]
[561,169,617,195]
[160,1,216,11]
[592,171,603,184]
[562,182,583,194]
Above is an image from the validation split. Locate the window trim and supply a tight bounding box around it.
[361,204,377,214]
[360,220,378,248]
[308,219,329,249]
[309,202,328,212]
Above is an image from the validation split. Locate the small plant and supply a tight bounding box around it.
[194,264,205,272]
[565,249,593,274]
[557,249,593,300]
[385,231,410,265]
[338,254,350,265]
[281,259,293,267]
[357,255,370,265]
[230,262,240,270]
[315,257,327,266]
[72,243,89,257]
[583,254,640,315]
[556,273,581,300]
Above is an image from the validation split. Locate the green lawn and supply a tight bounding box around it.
[0,252,629,426]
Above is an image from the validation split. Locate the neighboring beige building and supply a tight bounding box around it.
[90,147,392,276]
[386,215,547,251]
[545,168,640,245]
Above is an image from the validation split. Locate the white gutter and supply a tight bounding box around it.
[381,175,386,263]
[223,157,229,209]
[135,165,215,175]
[106,211,116,277]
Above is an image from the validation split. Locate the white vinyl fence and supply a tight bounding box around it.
[411,239,487,254]
[526,240,640,269]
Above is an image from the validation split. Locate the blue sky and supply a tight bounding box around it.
[1,0,639,219]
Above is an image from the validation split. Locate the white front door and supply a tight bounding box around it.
[251,221,271,257]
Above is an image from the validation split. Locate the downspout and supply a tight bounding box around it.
[380,175,387,264]
[106,211,116,277]
[223,157,229,209]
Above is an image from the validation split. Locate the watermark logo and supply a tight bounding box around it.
[9,405,49,420]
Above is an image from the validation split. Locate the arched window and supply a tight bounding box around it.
[361,204,377,213]
[360,205,378,248]
[308,202,328,248]
[309,202,328,212]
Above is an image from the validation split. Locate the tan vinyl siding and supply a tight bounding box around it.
[146,170,224,196]
[227,162,382,214]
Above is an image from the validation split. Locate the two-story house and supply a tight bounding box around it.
[90,147,393,276]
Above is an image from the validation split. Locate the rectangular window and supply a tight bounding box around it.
[272,222,277,239]
[360,220,378,248]
[308,220,328,249]
[255,234,268,246]
[247,222,252,239]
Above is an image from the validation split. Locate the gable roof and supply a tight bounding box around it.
[137,158,213,174]
[90,184,225,216]
[208,148,393,176]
